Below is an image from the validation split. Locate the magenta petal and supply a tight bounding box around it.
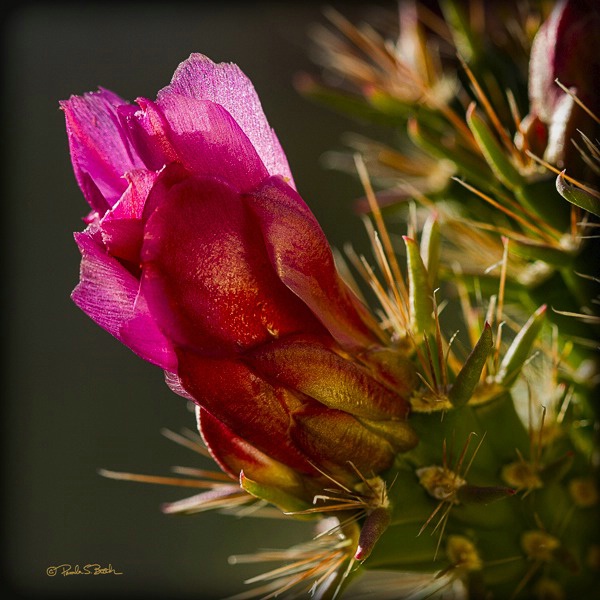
[116,100,179,171]
[72,229,137,337]
[78,172,111,218]
[140,171,324,355]
[108,169,158,221]
[161,53,295,185]
[121,96,268,192]
[99,171,158,272]
[72,230,176,370]
[100,219,144,264]
[61,88,144,210]
[118,297,178,371]
[176,350,313,473]
[244,176,382,351]
[99,171,157,273]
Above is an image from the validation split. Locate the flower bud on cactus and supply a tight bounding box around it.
[526,0,600,176]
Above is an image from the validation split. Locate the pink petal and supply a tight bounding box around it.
[119,296,178,371]
[99,170,158,265]
[61,88,144,211]
[120,95,269,192]
[176,350,314,474]
[160,53,295,186]
[99,219,144,265]
[78,172,111,218]
[109,169,158,221]
[244,176,383,351]
[72,229,136,336]
[140,170,325,355]
[72,230,176,370]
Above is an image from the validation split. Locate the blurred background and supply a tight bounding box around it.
[2,1,388,599]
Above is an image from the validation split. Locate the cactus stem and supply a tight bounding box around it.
[416,431,488,560]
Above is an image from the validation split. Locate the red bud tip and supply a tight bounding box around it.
[354,545,366,561]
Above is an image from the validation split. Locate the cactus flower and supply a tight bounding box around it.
[525,0,600,174]
[63,54,417,505]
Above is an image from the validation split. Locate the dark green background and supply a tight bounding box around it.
[3,2,382,598]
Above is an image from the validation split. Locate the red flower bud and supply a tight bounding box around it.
[526,0,600,175]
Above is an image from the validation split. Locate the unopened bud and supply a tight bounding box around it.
[355,507,392,561]
[456,484,516,505]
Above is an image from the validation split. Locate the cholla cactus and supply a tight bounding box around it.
[63,1,599,599]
